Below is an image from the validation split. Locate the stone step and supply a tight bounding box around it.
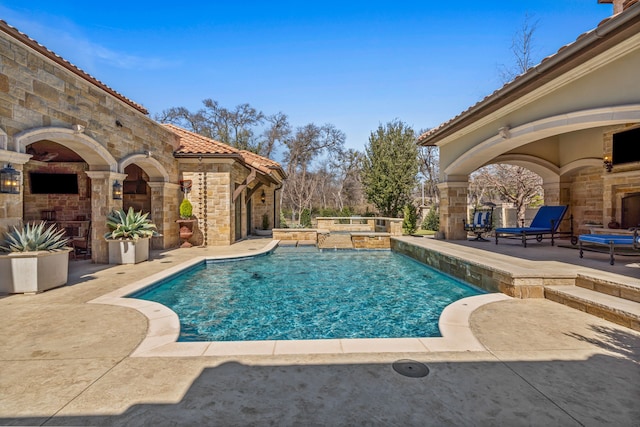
[545,285,640,331]
[575,274,640,303]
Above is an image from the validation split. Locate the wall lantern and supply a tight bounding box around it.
[260,189,266,204]
[603,156,613,173]
[0,163,21,194]
[112,180,123,200]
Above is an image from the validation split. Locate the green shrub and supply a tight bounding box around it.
[402,204,417,235]
[422,205,440,231]
[179,198,193,219]
[300,208,312,228]
[104,207,158,240]
[0,221,69,252]
[279,211,289,228]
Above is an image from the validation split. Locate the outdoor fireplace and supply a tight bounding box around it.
[621,193,640,229]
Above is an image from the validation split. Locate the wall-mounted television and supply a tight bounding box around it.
[612,127,640,165]
[30,173,79,194]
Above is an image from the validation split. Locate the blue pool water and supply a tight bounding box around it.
[132,247,484,341]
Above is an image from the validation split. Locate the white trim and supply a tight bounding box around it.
[444,105,640,176]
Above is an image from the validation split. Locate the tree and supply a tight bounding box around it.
[422,205,439,231]
[402,204,417,235]
[499,12,539,83]
[331,149,365,212]
[280,123,345,222]
[418,143,440,204]
[155,99,289,157]
[471,164,543,223]
[361,120,419,217]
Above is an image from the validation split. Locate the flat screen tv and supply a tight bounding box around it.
[612,127,640,165]
[30,173,79,194]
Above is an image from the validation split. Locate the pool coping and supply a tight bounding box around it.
[89,240,511,357]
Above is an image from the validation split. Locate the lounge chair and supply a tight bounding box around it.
[495,205,568,247]
[463,204,494,242]
[578,229,639,265]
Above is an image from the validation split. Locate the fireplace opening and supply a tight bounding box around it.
[621,193,640,229]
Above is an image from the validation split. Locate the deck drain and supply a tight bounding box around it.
[392,360,429,378]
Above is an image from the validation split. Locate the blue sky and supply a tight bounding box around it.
[0,1,613,150]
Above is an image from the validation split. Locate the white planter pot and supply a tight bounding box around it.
[254,228,273,237]
[107,237,150,264]
[0,248,71,294]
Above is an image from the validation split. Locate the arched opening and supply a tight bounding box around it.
[122,164,151,214]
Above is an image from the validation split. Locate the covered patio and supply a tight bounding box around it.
[418,3,640,241]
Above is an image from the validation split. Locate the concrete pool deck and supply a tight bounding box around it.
[1,237,639,425]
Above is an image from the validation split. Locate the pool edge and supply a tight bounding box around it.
[89,240,511,357]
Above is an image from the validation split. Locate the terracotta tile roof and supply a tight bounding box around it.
[0,20,148,115]
[417,3,640,145]
[167,123,240,156]
[166,124,286,180]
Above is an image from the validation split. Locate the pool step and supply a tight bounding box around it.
[318,233,353,250]
[545,284,640,331]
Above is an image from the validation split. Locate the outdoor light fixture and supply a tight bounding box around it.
[0,163,20,194]
[112,180,123,200]
[603,156,613,172]
[260,189,266,204]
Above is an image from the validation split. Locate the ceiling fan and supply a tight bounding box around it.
[26,146,59,162]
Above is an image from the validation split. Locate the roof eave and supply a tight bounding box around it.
[418,4,640,146]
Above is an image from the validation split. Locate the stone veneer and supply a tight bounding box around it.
[0,25,283,261]
[391,238,574,298]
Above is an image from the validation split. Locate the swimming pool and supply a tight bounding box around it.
[132,247,484,342]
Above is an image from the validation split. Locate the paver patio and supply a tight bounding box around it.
[0,238,638,426]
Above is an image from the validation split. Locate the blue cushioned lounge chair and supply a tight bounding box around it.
[578,229,639,265]
[463,204,494,242]
[495,205,568,247]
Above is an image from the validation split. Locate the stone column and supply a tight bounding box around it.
[0,151,31,221]
[85,171,127,263]
[437,180,469,240]
[148,181,180,249]
[543,179,572,232]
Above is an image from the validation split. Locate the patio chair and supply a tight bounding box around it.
[71,221,91,260]
[578,229,639,265]
[463,204,494,242]
[495,205,568,248]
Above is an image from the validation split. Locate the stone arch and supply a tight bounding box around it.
[14,126,117,171]
[119,153,170,182]
[444,104,640,177]
[489,154,560,184]
[559,158,602,176]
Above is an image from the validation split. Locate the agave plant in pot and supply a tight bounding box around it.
[0,221,72,293]
[176,197,197,248]
[104,207,158,264]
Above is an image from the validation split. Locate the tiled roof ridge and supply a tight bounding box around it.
[164,123,241,155]
[0,20,148,115]
[417,2,640,144]
[165,123,285,178]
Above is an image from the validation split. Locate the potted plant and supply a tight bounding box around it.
[255,213,272,236]
[104,207,158,264]
[0,221,72,293]
[177,197,197,248]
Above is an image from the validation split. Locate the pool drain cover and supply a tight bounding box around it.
[392,360,429,378]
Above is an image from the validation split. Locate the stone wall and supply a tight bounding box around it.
[0,28,183,260]
[273,229,318,241]
[351,233,391,249]
[22,161,91,222]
